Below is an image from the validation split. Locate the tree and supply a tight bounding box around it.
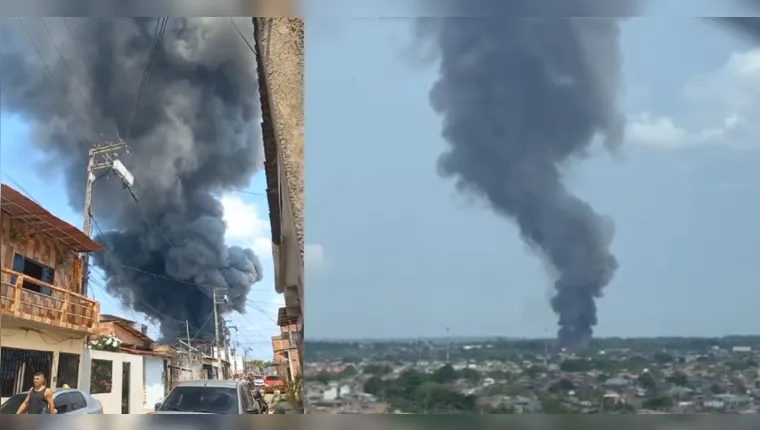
[666,372,688,386]
[433,364,458,383]
[711,383,725,394]
[363,376,386,396]
[340,365,357,377]
[549,379,576,393]
[643,395,673,410]
[363,364,392,376]
[459,368,481,383]
[653,352,674,364]
[637,372,656,390]
[315,371,332,385]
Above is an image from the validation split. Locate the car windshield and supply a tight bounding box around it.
[0,393,27,414]
[265,376,280,381]
[157,386,238,414]
[254,376,264,380]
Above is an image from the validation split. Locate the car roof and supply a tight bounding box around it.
[174,380,241,388]
[14,388,82,396]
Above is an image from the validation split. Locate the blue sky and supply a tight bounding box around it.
[1,114,282,360]
[307,12,760,340]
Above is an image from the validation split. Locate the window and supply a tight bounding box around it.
[0,393,27,414]
[68,391,87,411]
[240,386,255,412]
[156,386,239,414]
[12,253,54,296]
[90,360,113,394]
[54,393,71,414]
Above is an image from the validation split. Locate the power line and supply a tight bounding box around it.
[62,18,88,71]
[15,18,92,137]
[229,17,256,56]
[125,17,168,139]
[39,18,91,119]
[0,170,42,205]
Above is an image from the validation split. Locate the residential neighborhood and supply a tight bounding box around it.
[305,338,760,413]
[0,162,304,413]
[0,15,303,415]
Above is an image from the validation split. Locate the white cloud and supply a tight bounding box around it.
[626,112,727,149]
[220,194,272,259]
[627,49,760,150]
[305,243,326,269]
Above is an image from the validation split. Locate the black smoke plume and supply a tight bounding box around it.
[1,18,263,341]
[419,2,638,347]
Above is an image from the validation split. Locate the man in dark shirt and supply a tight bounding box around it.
[16,372,56,414]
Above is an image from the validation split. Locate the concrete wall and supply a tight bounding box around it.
[143,357,165,411]
[81,349,144,414]
[97,322,147,347]
[0,324,86,401]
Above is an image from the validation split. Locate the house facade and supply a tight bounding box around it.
[258,18,304,363]
[0,184,102,400]
[272,306,301,380]
[90,314,171,413]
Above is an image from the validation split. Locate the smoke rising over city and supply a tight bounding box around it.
[419,2,639,347]
[1,18,264,341]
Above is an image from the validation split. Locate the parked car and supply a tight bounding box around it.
[253,375,265,388]
[0,388,103,414]
[263,375,285,393]
[153,380,263,414]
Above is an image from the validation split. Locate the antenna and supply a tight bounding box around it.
[446,326,451,364]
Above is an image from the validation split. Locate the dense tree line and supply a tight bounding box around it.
[363,365,478,413]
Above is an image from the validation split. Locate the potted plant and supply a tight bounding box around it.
[89,334,122,352]
[56,249,73,267]
[9,229,26,244]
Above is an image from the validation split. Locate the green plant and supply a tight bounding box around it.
[56,252,69,266]
[283,375,303,412]
[10,229,26,243]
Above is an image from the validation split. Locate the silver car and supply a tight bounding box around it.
[0,388,103,414]
[153,380,263,414]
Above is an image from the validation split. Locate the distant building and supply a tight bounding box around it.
[272,307,301,380]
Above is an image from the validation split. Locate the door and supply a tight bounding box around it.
[121,362,130,414]
[56,353,80,388]
[0,347,53,396]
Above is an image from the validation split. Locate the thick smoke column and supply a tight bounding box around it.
[1,18,263,340]
[420,2,638,347]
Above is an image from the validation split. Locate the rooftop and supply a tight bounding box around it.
[1,184,104,252]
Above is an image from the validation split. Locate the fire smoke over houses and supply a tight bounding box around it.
[419,2,639,347]
[1,18,264,341]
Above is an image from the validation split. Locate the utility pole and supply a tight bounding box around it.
[224,321,237,378]
[81,140,131,297]
[186,320,192,352]
[416,337,421,368]
[213,289,222,379]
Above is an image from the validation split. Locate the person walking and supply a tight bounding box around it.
[16,372,56,414]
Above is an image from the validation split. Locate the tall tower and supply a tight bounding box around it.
[446,326,451,363]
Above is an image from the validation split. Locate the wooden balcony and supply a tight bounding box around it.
[0,268,99,334]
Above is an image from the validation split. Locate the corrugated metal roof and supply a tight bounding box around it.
[277,306,297,327]
[1,184,105,252]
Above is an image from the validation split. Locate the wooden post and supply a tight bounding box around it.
[59,292,69,324]
[91,301,100,332]
[12,273,23,316]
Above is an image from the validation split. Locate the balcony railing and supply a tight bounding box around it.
[0,268,99,333]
